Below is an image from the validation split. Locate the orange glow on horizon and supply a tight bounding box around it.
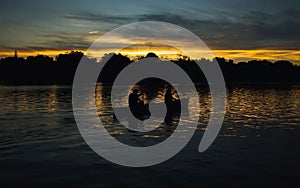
[1,49,299,65]
[212,49,300,64]
[0,50,86,58]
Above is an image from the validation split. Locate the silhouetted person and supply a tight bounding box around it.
[129,89,149,118]
[164,87,173,106]
[129,89,143,105]
[128,89,150,130]
[164,87,180,105]
[164,87,180,125]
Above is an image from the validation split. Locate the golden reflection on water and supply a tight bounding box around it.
[93,84,299,141]
[47,86,57,112]
[0,85,60,113]
[0,85,299,141]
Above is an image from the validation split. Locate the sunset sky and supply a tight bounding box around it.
[0,0,300,64]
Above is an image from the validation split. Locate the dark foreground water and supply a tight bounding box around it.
[0,85,299,188]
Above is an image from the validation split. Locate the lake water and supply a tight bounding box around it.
[0,84,299,188]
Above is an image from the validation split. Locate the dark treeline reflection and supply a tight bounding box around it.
[0,51,299,84]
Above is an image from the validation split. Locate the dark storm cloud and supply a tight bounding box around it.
[1,0,300,52]
[137,8,300,50]
[29,33,92,51]
[63,13,134,24]
[0,32,92,52]
[63,2,300,50]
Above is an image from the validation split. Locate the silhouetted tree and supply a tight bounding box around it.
[0,51,299,85]
[145,52,158,58]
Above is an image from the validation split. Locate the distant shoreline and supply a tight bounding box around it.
[1,52,299,86]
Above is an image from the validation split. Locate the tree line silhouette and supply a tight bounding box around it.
[0,51,299,85]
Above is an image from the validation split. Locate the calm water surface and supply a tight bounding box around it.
[0,85,299,188]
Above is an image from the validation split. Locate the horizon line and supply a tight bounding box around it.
[0,49,299,65]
